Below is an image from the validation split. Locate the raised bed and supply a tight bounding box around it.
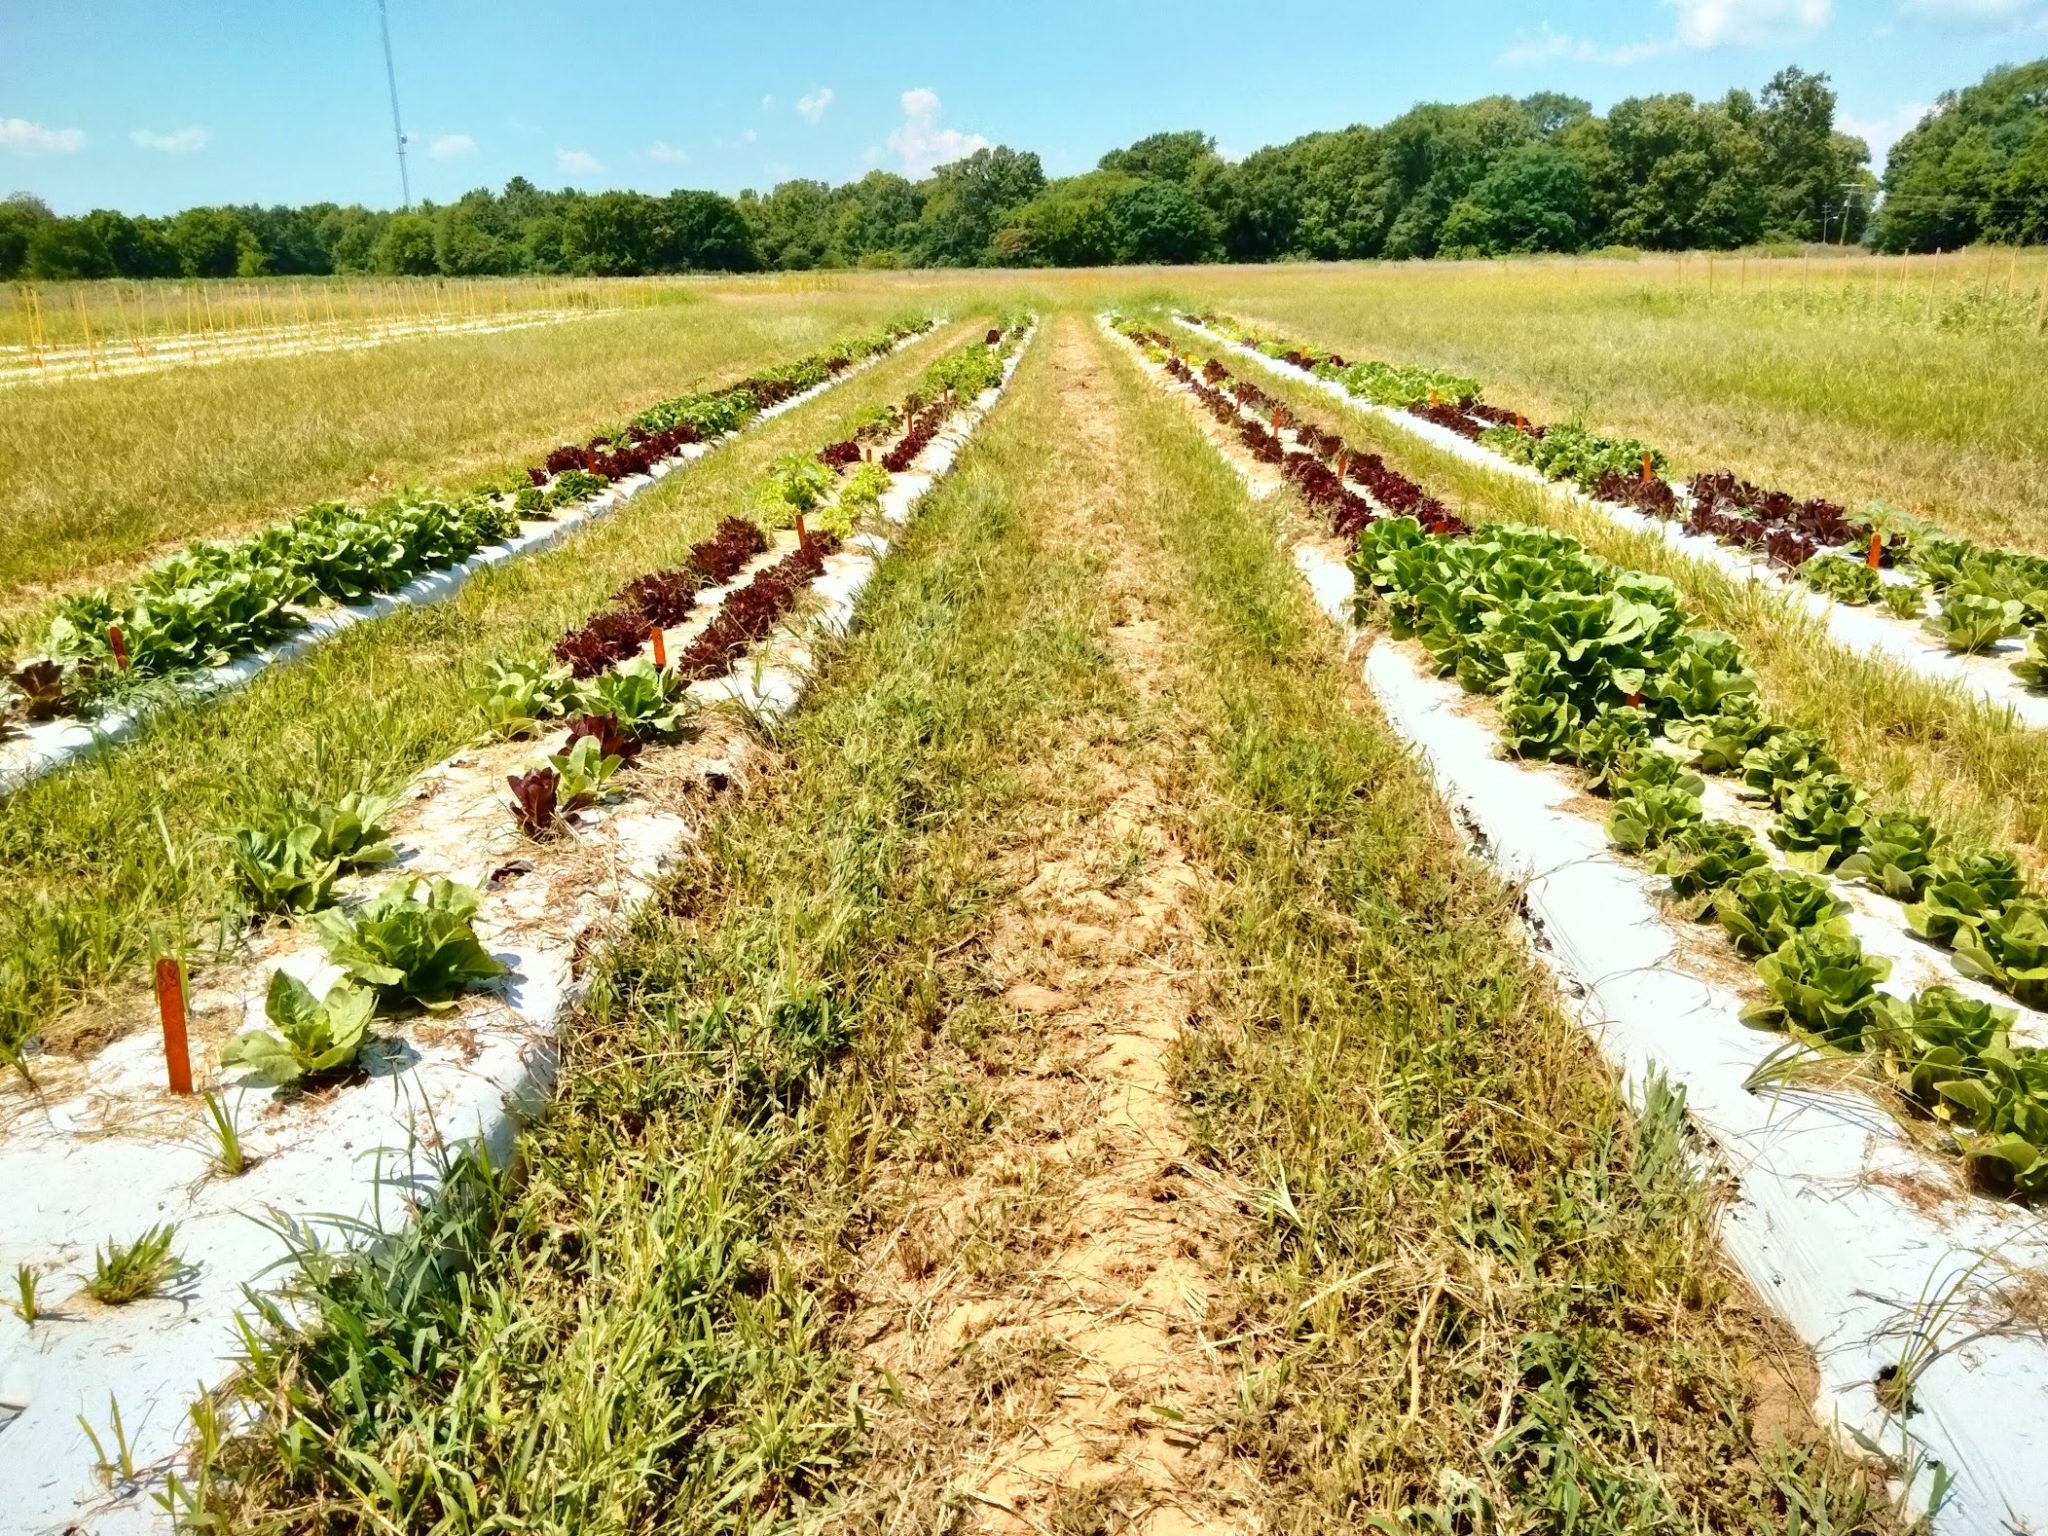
[1176,316,2048,731]
[1111,315,2048,1532]
[0,322,939,794]
[0,323,1036,1535]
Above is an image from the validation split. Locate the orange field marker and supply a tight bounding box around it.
[154,957,193,1096]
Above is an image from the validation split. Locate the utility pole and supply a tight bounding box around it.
[378,0,411,208]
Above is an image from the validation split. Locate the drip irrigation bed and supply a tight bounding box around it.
[1111,316,2048,1533]
[0,324,1036,1536]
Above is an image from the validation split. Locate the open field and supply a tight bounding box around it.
[0,288,924,628]
[5,264,2048,1534]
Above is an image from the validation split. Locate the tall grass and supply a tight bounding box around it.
[1166,251,2048,554]
[1213,347,2048,877]
[0,321,966,1067]
[0,289,921,628]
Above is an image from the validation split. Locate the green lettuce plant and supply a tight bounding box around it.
[1716,867,1847,958]
[1943,1041,2048,1195]
[475,658,578,740]
[1739,729,1840,807]
[220,972,377,1085]
[1878,579,1927,620]
[1655,820,1768,898]
[2014,628,2048,690]
[1952,897,2048,1009]
[1862,985,2012,1110]
[1924,593,2025,654]
[1836,812,1941,901]
[310,878,506,1011]
[1800,553,1882,606]
[574,657,693,742]
[1769,773,1870,872]
[1744,927,1892,1047]
[1663,697,1774,774]
[1568,705,1653,791]
[1607,781,1704,853]
[1905,847,2023,946]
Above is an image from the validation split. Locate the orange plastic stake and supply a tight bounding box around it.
[108,624,129,670]
[1868,531,1884,570]
[1429,388,1440,408]
[1640,451,1654,484]
[796,512,810,553]
[1516,414,1528,431]
[650,625,667,669]
[154,956,193,1096]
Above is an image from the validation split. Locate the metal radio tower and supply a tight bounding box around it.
[377,0,411,207]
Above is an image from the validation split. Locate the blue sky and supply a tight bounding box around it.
[3,0,2046,216]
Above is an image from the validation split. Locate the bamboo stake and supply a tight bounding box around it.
[74,290,101,375]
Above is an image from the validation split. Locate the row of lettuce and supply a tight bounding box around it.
[1116,313,2048,1200]
[0,317,937,747]
[1189,312,2048,690]
[1,322,1029,1083]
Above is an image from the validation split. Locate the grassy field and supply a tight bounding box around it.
[1169,250,2048,554]
[9,261,2041,1531]
[0,287,922,630]
[192,315,1895,1534]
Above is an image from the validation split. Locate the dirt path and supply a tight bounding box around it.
[839,317,1268,1535]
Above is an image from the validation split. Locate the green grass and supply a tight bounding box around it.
[194,314,1114,1535]
[1187,321,2048,880]
[1089,321,1897,1530]
[189,316,1898,1534]
[1168,255,2048,555]
[0,288,923,630]
[0,319,968,1068]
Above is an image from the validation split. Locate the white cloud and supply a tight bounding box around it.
[556,146,604,176]
[1900,0,2044,18]
[1500,23,1665,64]
[1502,0,1829,64]
[0,116,84,154]
[647,140,688,163]
[760,94,776,110]
[743,127,759,144]
[131,124,210,153]
[1840,101,1934,167]
[426,133,477,160]
[1670,0,1830,48]
[796,88,834,122]
[885,87,990,176]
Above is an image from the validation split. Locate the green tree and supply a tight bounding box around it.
[0,193,53,278]
[996,170,1137,266]
[1439,141,1593,254]
[1112,178,1221,263]
[737,180,833,270]
[562,191,663,275]
[1099,130,1220,183]
[26,218,115,279]
[1875,61,2048,252]
[435,200,510,275]
[80,210,180,276]
[660,189,757,271]
[915,146,1046,265]
[372,211,439,275]
[1755,67,1868,241]
[168,207,264,277]
[823,171,923,266]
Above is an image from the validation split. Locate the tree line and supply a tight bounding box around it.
[3,62,2040,281]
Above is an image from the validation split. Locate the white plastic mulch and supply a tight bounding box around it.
[1116,318,2048,1534]
[0,327,1035,1536]
[0,326,937,795]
